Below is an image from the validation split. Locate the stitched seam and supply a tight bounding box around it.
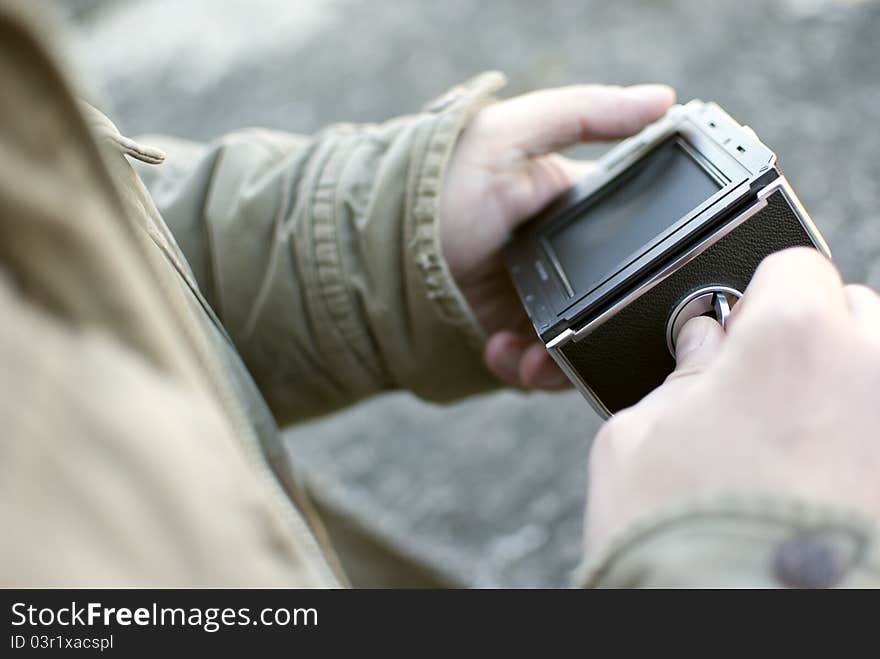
[408,74,505,350]
[309,131,385,383]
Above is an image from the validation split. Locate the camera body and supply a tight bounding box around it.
[504,100,830,417]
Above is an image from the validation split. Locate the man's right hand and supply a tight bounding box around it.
[584,247,880,551]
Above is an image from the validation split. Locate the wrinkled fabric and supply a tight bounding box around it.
[0,0,500,586]
[3,0,879,589]
[576,493,880,588]
[136,74,504,424]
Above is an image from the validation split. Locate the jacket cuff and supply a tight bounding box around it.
[575,492,880,588]
[394,71,508,401]
[410,70,507,349]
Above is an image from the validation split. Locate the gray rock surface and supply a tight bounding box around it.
[57,0,880,586]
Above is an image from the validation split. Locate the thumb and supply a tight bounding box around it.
[485,83,675,157]
[673,316,726,376]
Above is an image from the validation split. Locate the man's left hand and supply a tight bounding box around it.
[439,83,675,389]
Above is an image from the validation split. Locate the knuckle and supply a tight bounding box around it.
[773,297,829,331]
[757,247,828,278]
[746,248,841,336]
[845,283,880,300]
[593,409,634,451]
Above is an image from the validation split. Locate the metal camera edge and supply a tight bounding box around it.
[504,100,831,417]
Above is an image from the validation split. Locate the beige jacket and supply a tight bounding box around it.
[2,1,878,588]
[0,1,499,586]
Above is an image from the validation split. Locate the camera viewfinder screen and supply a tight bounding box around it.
[547,137,722,296]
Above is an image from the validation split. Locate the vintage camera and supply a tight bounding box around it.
[504,100,830,417]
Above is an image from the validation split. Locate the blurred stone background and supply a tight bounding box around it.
[55,0,880,586]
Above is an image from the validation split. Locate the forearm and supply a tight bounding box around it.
[139,73,507,424]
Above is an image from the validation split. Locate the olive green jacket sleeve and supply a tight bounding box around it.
[575,493,880,588]
[137,73,507,424]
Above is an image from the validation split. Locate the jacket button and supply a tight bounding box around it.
[774,533,845,588]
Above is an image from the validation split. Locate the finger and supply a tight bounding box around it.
[484,331,530,387]
[511,154,596,221]
[844,284,880,332]
[518,342,571,390]
[729,247,846,330]
[553,155,595,183]
[670,316,726,379]
[484,83,675,157]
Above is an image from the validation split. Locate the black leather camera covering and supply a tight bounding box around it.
[559,188,818,414]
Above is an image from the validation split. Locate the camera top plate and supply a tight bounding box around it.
[504,100,780,345]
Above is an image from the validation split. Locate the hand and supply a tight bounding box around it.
[439,84,675,389]
[584,248,880,550]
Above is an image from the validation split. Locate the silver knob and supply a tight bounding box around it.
[666,286,742,356]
